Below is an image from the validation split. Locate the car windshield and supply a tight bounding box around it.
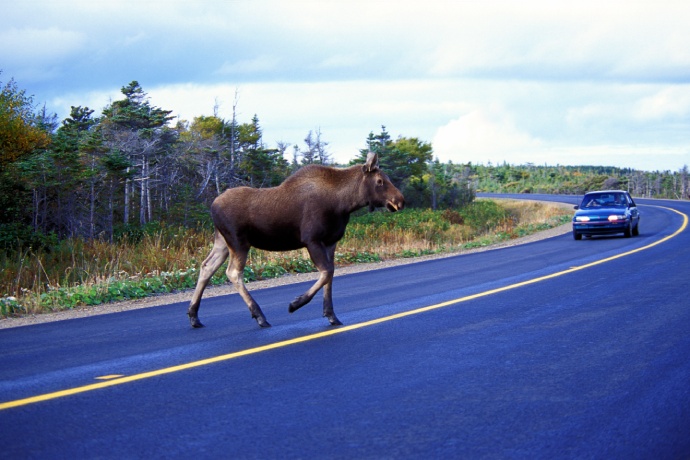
[581,193,627,208]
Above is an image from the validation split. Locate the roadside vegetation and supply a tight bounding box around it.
[0,200,570,317]
[9,74,677,319]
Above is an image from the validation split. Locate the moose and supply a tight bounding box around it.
[188,151,405,328]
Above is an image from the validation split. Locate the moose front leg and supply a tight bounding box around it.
[321,244,341,325]
[226,248,271,328]
[288,269,332,313]
[321,278,342,326]
[289,242,341,326]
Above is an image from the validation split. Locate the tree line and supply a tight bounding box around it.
[470,162,689,199]
[1,77,475,248]
[2,75,687,249]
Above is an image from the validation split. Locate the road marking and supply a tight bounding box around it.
[1,206,686,411]
[95,375,125,380]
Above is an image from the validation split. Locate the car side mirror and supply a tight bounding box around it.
[574,205,579,210]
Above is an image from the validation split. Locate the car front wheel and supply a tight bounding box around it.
[624,221,632,238]
[573,231,582,240]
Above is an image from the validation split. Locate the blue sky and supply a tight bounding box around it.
[2,0,689,171]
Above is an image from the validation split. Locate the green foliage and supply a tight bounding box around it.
[102,81,173,131]
[335,251,382,264]
[113,221,164,243]
[403,159,476,210]
[1,200,573,317]
[470,162,688,199]
[381,136,433,188]
[35,268,202,311]
[0,223,59,253]
[0,76,52,166]
[353,126,433,188]
[0,162,31,225]
[0,77,55,227]
[459,200,510,232]
[352,127,474,210]
[3,74,687,318]
[2,73,687,261]
[1,296,21,316]
[349,208,449,233]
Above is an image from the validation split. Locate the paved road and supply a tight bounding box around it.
[1,195,689,459]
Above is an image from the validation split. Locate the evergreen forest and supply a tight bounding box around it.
[2,76,689,251]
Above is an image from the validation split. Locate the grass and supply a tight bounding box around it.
[0,199,571,317]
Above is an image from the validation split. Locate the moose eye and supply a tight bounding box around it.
[376,178,384,186]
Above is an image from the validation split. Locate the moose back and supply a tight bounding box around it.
[188,151,405,328]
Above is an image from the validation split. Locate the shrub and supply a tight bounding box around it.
[0,223,59,253]
[1,201,571,317]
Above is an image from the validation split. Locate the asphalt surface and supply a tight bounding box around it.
[1,194,689,459]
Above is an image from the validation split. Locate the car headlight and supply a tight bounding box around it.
[575,216,590,222]
[608,215,626,221]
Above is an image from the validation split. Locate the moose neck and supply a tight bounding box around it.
[328,165,373,215]
[281,164,380,216]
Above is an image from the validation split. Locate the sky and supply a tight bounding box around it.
[2,0,690,171]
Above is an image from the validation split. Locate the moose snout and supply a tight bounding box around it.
[386,195,405,212]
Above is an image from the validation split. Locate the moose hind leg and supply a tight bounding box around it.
[322,280,342,326]
[226,250,271,328]
[321,243,342,325]
[188,233,229,328]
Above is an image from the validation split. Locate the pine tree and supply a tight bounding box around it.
[101,81,175,226]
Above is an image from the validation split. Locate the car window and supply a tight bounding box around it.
[582,195,601,208]
[582,193,629,208]
[582,194,607,207]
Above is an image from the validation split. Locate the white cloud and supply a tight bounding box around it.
[6,0,689,172]
[633,87,690,121]
[50,90,116,120]
[423,1,690,82]
[214,56,282,76]
[433,106,542,164]
[317,54,366,70]
[0,27,86,83]
[49,78,690,171]
[0,27,85,66]
[121,32,148,47]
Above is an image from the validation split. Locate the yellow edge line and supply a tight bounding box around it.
[1,206,687,411]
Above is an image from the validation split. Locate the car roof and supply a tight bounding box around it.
[583,190,629,195]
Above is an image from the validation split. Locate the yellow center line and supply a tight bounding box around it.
[95,375,125,380]
[1,206,687,411]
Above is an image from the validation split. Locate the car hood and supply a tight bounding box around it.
[575,206,628,216]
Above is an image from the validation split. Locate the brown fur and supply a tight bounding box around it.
[188,152,405,328]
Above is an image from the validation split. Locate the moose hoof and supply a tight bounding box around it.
[327,315,343,326]
[289,294,313,312]
[189,316,205,328]
[255,316,272,328]
[288,299,302,313]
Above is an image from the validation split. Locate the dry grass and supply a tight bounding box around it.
[1,200,570,316]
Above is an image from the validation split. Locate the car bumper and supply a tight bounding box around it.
[572,221,629,235]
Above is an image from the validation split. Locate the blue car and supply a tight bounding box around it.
[572,190,640,240]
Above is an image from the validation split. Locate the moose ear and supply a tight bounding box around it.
[362,151,379,173]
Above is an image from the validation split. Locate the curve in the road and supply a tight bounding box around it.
[1,204,686,412]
